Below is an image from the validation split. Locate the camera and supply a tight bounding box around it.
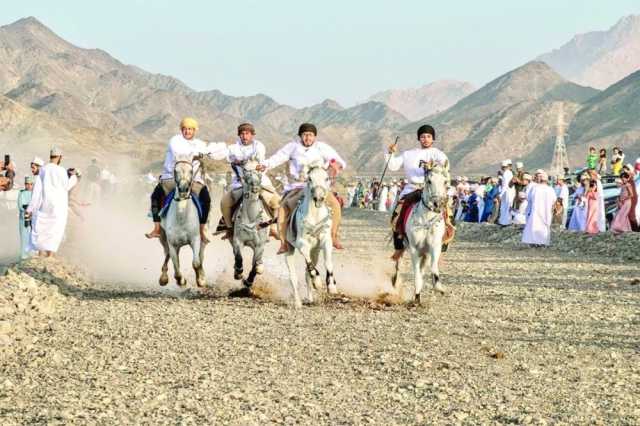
[23,206,31,228]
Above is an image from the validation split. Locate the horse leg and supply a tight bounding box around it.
[391,258,401,288]
[244,239,265,288]
[232,239,243,280]
[323,236,337,295]
[170,245,186,287]
[431,242,445,294]
[410,247,423,304]
[192,241,206,288]
[159,235,170,286]
[285,250,302,309]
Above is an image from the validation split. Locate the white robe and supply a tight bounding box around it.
[522,184,556,245]
[377,186,389,212]
[498,170,515,225]
[512,199,528,225]
[568,187,587,231]
[27,163,78,252]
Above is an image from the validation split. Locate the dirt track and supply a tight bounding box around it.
[1,209,639,424]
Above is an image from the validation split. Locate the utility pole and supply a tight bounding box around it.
[550,103,569,177]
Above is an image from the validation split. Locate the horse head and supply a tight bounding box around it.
[174,155,195,200]
[303,161,330,207]
[242,160,262,201]
[420,160,449,213]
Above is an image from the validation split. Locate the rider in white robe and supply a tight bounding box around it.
[498,160,515,226]
[27,148,78,255]
[522,172,556,246]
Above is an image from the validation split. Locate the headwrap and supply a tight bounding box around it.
[501,159,512,167]
[50,146,63,157]
[538,171,549,182]
[298,123,317,136]
[417,124,436,140]
[237,123,256,135]
[180,117,199,130]
[522,174,532,180]
[31,157,44,167]
[516,162,524,169]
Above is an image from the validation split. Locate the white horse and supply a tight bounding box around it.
[284,163,338,308]
[393,162,448,302]
[158,156,206,288]
[231,161,269,288]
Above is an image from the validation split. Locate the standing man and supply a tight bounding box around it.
[522,171,556,246]
[257,123,346,254]
[17,176,34,259]
[30,157,44,177]
[85,158,102,203]
[145,117,227,243]
[498,160,515,226]
[385,125,454,261]
[26,147,79,257]
[218,123,280,238]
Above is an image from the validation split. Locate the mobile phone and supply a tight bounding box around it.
[4,155,9,167]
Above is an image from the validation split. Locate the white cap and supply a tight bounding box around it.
[31,156,44,166]
[50,146,63,157]
[501,159,512,167]
[516,161,524,169]
[535,169,544,175]
[522,174,532,180]
[538,171,549,182]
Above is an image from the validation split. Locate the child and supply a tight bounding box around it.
[586,146,598,170]
[552,198,564,229]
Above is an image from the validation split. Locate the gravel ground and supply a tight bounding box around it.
[1,209,639,424]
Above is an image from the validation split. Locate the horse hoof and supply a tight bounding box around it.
[234,271,243,280]
[242,279,253,288]
[177,278,187,287]
[196,279,206,288]
[159,276,169,287]
[293,299,303,309]
[255,264,264,275]
[433,283,446,295]
[327,283,338,295]
[414,293,422,304]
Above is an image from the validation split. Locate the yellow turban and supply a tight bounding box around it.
[180,117,199,130]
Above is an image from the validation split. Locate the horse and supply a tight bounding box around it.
[393,161,449,302]
[284,162,338,308]
[158,156,206,288]
[231,161,269,288]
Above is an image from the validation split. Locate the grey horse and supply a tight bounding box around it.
[231,161,269,288]
[159,156,206,288]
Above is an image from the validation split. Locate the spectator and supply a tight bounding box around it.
[17,176,34,259]
[597,148,607,175]
[586,146,598,170]
[611,147,624,176]
[26,147,79,258]
[585,180,600,234]
[610,172,638,234]
[522,171,556,246]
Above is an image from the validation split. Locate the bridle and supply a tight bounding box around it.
[419,160,447,213]
[173,160,199,201]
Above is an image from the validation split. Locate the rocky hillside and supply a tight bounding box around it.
[568,68,640,159]
[538,15,640,90]
[390,62,601,174]
[0,17,407,172]
[367,80,476,121]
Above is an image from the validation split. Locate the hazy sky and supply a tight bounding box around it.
[3,0,638,107]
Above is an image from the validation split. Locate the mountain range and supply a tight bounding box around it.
[0,15,639,176]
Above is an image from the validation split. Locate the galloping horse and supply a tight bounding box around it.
[393,161,449,302]
[284,162,338,308]
[158,155,206,288]
[231,161,269,288]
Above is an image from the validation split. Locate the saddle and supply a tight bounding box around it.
[159,189,204,222]
[392,189,455,246]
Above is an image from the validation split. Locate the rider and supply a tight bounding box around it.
[145,117,226,243]
[387,124,454,261]
[257,123,346,254]
[218,123,281,238]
